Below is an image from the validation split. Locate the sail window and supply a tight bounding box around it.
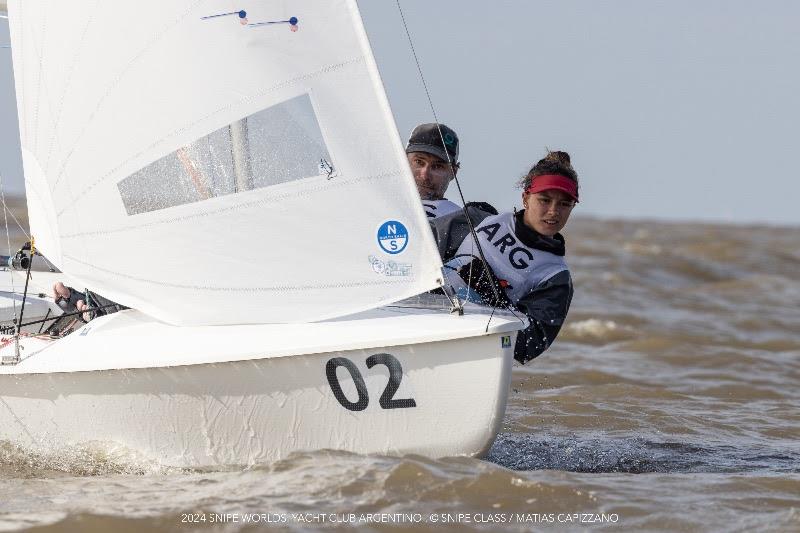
[118,93,334,215]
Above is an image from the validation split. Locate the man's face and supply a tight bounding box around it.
[407,152,457,200]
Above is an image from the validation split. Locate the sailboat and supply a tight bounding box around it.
[0,0,524,467]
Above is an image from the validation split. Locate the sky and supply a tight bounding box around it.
[2,1,800,225]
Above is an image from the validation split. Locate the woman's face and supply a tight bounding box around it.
[522,189,575,236]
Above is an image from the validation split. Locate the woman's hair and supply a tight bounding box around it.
[518,150,579,191]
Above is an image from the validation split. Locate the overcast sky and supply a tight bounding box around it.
[2,1,799,225]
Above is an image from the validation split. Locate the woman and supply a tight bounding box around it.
[430,151,578,364]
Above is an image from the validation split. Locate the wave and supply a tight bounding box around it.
[0,440,177,478]
[559,318,638,345]
[487,433,800,474]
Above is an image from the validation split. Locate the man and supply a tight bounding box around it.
[50,281,125,334]
[405,123,463,219]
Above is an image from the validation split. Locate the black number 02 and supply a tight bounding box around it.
[326,353,417,411]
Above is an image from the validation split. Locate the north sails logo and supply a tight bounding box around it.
[377,220,409,255]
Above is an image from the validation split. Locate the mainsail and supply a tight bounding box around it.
[7,0,443,325]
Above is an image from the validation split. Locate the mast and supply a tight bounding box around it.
[229,118,252,192]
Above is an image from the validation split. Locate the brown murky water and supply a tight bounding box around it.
[1,214,799,532]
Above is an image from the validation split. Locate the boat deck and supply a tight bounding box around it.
[0,295,524,374]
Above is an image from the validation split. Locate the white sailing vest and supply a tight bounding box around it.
[422,199,461,219]
[445,212,568,303]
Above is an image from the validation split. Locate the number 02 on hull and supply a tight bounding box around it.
[0,305,520,467]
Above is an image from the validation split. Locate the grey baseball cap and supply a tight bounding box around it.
[405,123,459,164]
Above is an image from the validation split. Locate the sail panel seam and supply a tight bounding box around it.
[50,0,205,190]
[61,253,413,292]
[42,0,100,175]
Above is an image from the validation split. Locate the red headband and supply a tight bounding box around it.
[526,174,579,202]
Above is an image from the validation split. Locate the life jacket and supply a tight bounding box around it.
[422,199,461,219]
[446,211,568,303]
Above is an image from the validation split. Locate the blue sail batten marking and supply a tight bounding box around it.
[247,17,299,31]
[200,10,247,20]
[201,10,248,24]
[247,20,294,26]
[201,10,297,30]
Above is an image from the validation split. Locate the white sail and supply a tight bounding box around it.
[7,0,443,325]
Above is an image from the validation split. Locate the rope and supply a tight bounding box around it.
[16,241,34,331]
[394,0,509,324]
[0,301,121,335]
[2,202,32,241]
[0,172,17,319]
[0,331,59,348]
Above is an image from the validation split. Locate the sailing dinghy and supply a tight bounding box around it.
[0,0,524,467]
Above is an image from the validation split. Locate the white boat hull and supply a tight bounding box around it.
[0,304,521,467]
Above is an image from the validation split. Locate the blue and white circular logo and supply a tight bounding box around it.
[377,220,409,255]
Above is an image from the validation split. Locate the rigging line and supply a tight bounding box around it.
[37,308,51,334]
[2,203,31,240]
[394,0,508,325]
[0,202,58,275]
[0,172,17,317]
[0,301,120,333]
[440,281,460,312]
[435,269,460,313]
[485,305,497,333]
[15,240,34,332]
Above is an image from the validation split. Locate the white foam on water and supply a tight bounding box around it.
[0,439,179,477]
[565,319,635,340]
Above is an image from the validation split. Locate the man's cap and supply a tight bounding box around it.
[406,123,459,164]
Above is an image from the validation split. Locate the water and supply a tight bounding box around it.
[1,216,799,531]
